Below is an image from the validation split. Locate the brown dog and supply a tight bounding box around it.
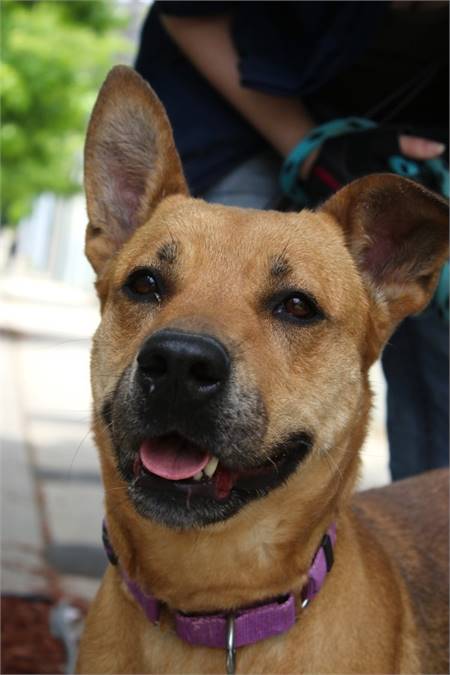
[76,66,449,674]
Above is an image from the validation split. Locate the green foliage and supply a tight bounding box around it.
[1,0,129,225]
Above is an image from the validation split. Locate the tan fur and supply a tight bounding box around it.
[77,66,449,674]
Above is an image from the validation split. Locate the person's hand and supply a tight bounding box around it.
[399,136,446,160]
[285,127,449,208]
[300,136,446,181]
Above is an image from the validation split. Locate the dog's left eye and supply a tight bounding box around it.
[123,269,161,302]
[272,292,321,324]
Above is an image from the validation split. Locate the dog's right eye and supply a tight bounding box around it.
[123,269,161,303]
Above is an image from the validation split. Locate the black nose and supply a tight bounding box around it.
[137,330,230,403]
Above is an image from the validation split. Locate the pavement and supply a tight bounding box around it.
[1,275,103,601]
[1,273,389,602]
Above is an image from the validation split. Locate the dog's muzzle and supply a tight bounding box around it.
[106,329,312,527]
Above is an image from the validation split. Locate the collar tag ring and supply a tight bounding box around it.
[226,613,236,675]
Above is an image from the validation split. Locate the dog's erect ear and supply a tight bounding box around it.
[84,65,188,273]
[321,174,448,360]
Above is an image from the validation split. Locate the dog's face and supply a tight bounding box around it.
[92,199,369,527]
[85,67,448,529]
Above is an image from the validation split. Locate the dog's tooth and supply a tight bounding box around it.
[193,471,203,481]
[204,456,219,478]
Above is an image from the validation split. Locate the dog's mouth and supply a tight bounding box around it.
[132,432,311,504]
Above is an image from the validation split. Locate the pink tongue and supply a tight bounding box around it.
[139,436,210,480]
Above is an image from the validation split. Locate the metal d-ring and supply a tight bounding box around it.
[226,614,236,675]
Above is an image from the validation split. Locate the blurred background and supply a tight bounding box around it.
[0,2,388,672]
[1,2,148,672]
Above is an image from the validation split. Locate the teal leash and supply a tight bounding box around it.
[279,117,376,206]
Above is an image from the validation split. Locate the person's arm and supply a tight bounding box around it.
[160,13,445,172]
[160,13,316,173]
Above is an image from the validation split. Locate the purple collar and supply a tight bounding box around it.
[103,522,336,672]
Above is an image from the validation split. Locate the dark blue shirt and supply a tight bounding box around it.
[134,2,390,194]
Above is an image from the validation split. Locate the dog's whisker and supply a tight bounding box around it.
[68,429,95,475]
[321,448,343,484]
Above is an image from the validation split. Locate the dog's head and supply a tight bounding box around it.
[85,66,448,530]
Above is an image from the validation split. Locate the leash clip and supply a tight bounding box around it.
[226,614,236,675]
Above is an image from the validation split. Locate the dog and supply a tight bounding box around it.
[76,66,449,674]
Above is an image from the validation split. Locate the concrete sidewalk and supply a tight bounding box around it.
[1,275,104,600]
[1,273,389,602]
